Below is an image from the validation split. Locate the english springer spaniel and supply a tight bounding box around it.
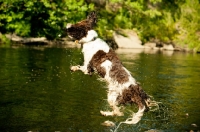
[67,12,154,127]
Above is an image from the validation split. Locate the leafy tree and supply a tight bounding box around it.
[0,0,200,50]
[175,0,200,50]
[96,0,177,43]
[0,0,94,39]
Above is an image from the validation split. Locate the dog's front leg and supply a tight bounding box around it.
[71,55,90,74]
[71,52,92,74]
[70,65,88,74]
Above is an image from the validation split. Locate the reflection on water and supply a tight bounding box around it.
[0,47,200,132]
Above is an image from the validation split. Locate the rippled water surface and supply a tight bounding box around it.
[0,47,200,132]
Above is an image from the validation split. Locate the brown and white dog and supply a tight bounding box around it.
[67,12,152,126]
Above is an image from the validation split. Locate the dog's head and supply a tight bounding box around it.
[66,11,97,44]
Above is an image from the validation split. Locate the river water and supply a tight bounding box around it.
[0,47,199,132]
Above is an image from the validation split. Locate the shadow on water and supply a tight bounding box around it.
[0,47,200,132]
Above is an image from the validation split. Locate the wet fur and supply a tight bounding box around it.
[67,11,151,126]
[88,49,149,110]
[66,11,97,40]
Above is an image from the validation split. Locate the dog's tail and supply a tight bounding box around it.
[113,83,159,131]
[113,97,159,132]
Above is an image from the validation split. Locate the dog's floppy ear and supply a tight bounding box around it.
[87,11,97,28]
[87,11,96,20]
[66,11,97,41]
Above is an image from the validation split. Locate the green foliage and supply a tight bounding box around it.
[97,0,174,42]
[97,0,199,50]
[175,0,200,50]
[0,0,200,50]
[0,34,11,47]
[0,0,94,39]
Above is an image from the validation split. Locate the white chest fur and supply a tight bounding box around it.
[82,38,110,65]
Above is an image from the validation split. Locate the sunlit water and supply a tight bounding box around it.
[0,47,199,132]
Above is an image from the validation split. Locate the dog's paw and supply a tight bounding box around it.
[83,70,89,75]
[100,111,114,116]
[70,65,80,71]
[115,111,124,116]
[100,110,124,116]
[123,118,140,124]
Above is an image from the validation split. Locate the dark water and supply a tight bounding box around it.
[0,47,199,132]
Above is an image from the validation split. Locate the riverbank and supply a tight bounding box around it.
[0,32,199,53]
[113,29,200,53]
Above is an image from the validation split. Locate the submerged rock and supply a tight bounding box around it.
[191,123,198,127]
[145,129,164,132]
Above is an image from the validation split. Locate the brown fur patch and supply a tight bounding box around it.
[117,84,149,111]
[66,11,97,40]
[87,50,107,77]
[88,49,129,84]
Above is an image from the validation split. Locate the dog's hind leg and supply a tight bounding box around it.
[100,105,123,116]
[100,91,123,116]
[123,106,145,124]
